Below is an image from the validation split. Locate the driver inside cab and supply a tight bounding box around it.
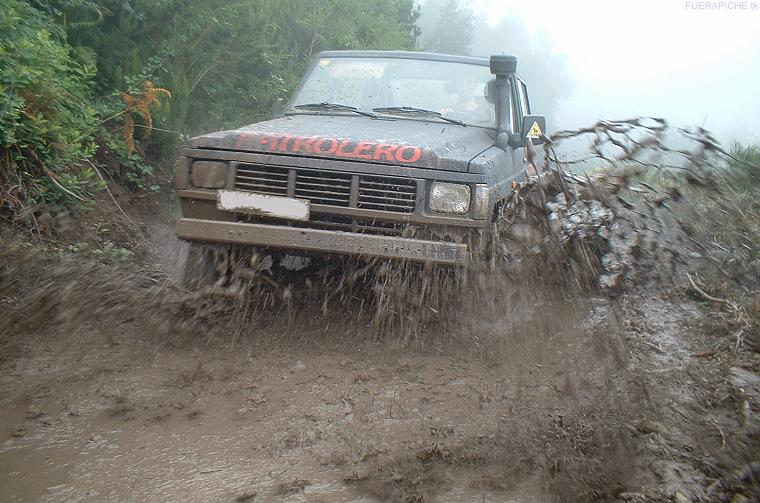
[441,77,495,124]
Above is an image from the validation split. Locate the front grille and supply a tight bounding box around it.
[232,163,417,237]
[234,163,416,213]
[294,170,351,207]
[358,175,416,213]
[235,164,288,196]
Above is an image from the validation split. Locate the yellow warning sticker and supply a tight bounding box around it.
[526,121,542,138]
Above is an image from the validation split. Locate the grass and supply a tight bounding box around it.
[679,141,760,349]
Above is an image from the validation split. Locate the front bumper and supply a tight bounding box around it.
[176,218,469,265]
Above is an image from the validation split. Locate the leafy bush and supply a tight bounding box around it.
[728,141,760,189]
[683,142,760,317]
[0,0,101,208]
[65,0,420,157]
[1,0,421,217]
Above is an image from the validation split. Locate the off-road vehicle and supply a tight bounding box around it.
[175,51,546,271]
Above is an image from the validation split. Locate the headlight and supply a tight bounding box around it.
[190,160,227,188]
[429,182,471,214]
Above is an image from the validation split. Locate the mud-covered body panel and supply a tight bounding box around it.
[188,115,497,173]
[178,116,524,264]
[176,50,534,264]
[469,146,521,208]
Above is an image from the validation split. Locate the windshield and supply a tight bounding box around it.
[291,57,496,128]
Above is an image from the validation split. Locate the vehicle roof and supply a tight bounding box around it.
[318,50,493,67]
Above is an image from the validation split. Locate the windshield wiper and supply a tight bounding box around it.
[293,102,376,118]
[372,106,466,126]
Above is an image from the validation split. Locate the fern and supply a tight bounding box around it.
[66,5,105,32]
[121,81,171,154]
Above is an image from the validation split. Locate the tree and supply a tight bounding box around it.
[417,0,475,56]
[470,15,572,131]
[1,0,422,210]
[64,0,421,145]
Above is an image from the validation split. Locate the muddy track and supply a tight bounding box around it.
[1,118,758,502]
[1,229,758,503]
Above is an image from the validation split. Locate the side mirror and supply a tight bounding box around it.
[272,98,285,119]
[521,115,547,145]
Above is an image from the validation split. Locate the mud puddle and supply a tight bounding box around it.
[3,268,758,502]
[0,395,373,502]
[0,293,601,502]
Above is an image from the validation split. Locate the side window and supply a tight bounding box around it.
[518,80,530,116]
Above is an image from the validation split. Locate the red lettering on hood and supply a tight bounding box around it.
[395,145,422,163]
[264,136,277,150]
[353,141,374,159]
[372,143,397,162]
[277,135,295,152]
[335,139,354,157]
[230,133,424,165]
[314,138,338,154]
[296,136,317,153]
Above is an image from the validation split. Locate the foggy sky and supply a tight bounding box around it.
[423,0,760,144]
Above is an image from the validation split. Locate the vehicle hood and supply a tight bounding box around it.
[187,114,496,172]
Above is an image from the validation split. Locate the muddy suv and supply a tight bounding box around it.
[175,51,546,266]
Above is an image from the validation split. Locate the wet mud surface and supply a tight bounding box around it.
[2,118,758,501]
[2,284,757,502]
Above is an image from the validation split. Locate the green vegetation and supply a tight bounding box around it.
[729,141,760,190]
[0,1,100,207]
[1,0,420,214]
[680,141,760,348]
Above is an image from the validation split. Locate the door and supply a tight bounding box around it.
[515,78,537,175]
[506,76,526,179]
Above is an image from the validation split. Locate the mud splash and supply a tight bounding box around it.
[0,286,624,502]
[2,118,745,346]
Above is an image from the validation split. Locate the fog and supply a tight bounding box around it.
[419,0,760,144]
